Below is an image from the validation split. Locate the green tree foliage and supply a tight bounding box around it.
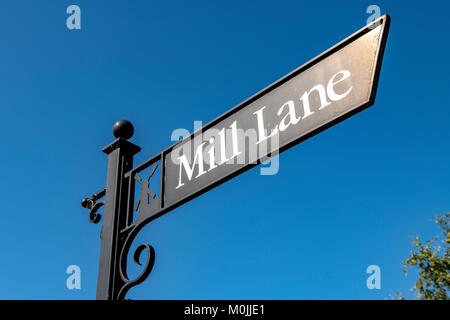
[403,213,449,300]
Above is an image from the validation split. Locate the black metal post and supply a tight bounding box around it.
[83,120,140,300]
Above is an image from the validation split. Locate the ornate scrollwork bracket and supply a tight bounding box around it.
[81,188,106,224]
[115,163,161,299]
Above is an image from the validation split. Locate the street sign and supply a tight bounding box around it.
[83,14,391,300]
[163,15,390,209]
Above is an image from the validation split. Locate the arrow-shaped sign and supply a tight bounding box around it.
[156,15,391,209]
[123,15,390,226]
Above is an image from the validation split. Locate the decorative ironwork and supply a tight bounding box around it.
[116,164,161,299]
[81,188,105,224]
[133,163,160,225]
[117,242,155,300]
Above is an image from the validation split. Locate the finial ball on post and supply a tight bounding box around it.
[113,120,134,140]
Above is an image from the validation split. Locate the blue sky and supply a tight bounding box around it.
[0,0,448,299]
